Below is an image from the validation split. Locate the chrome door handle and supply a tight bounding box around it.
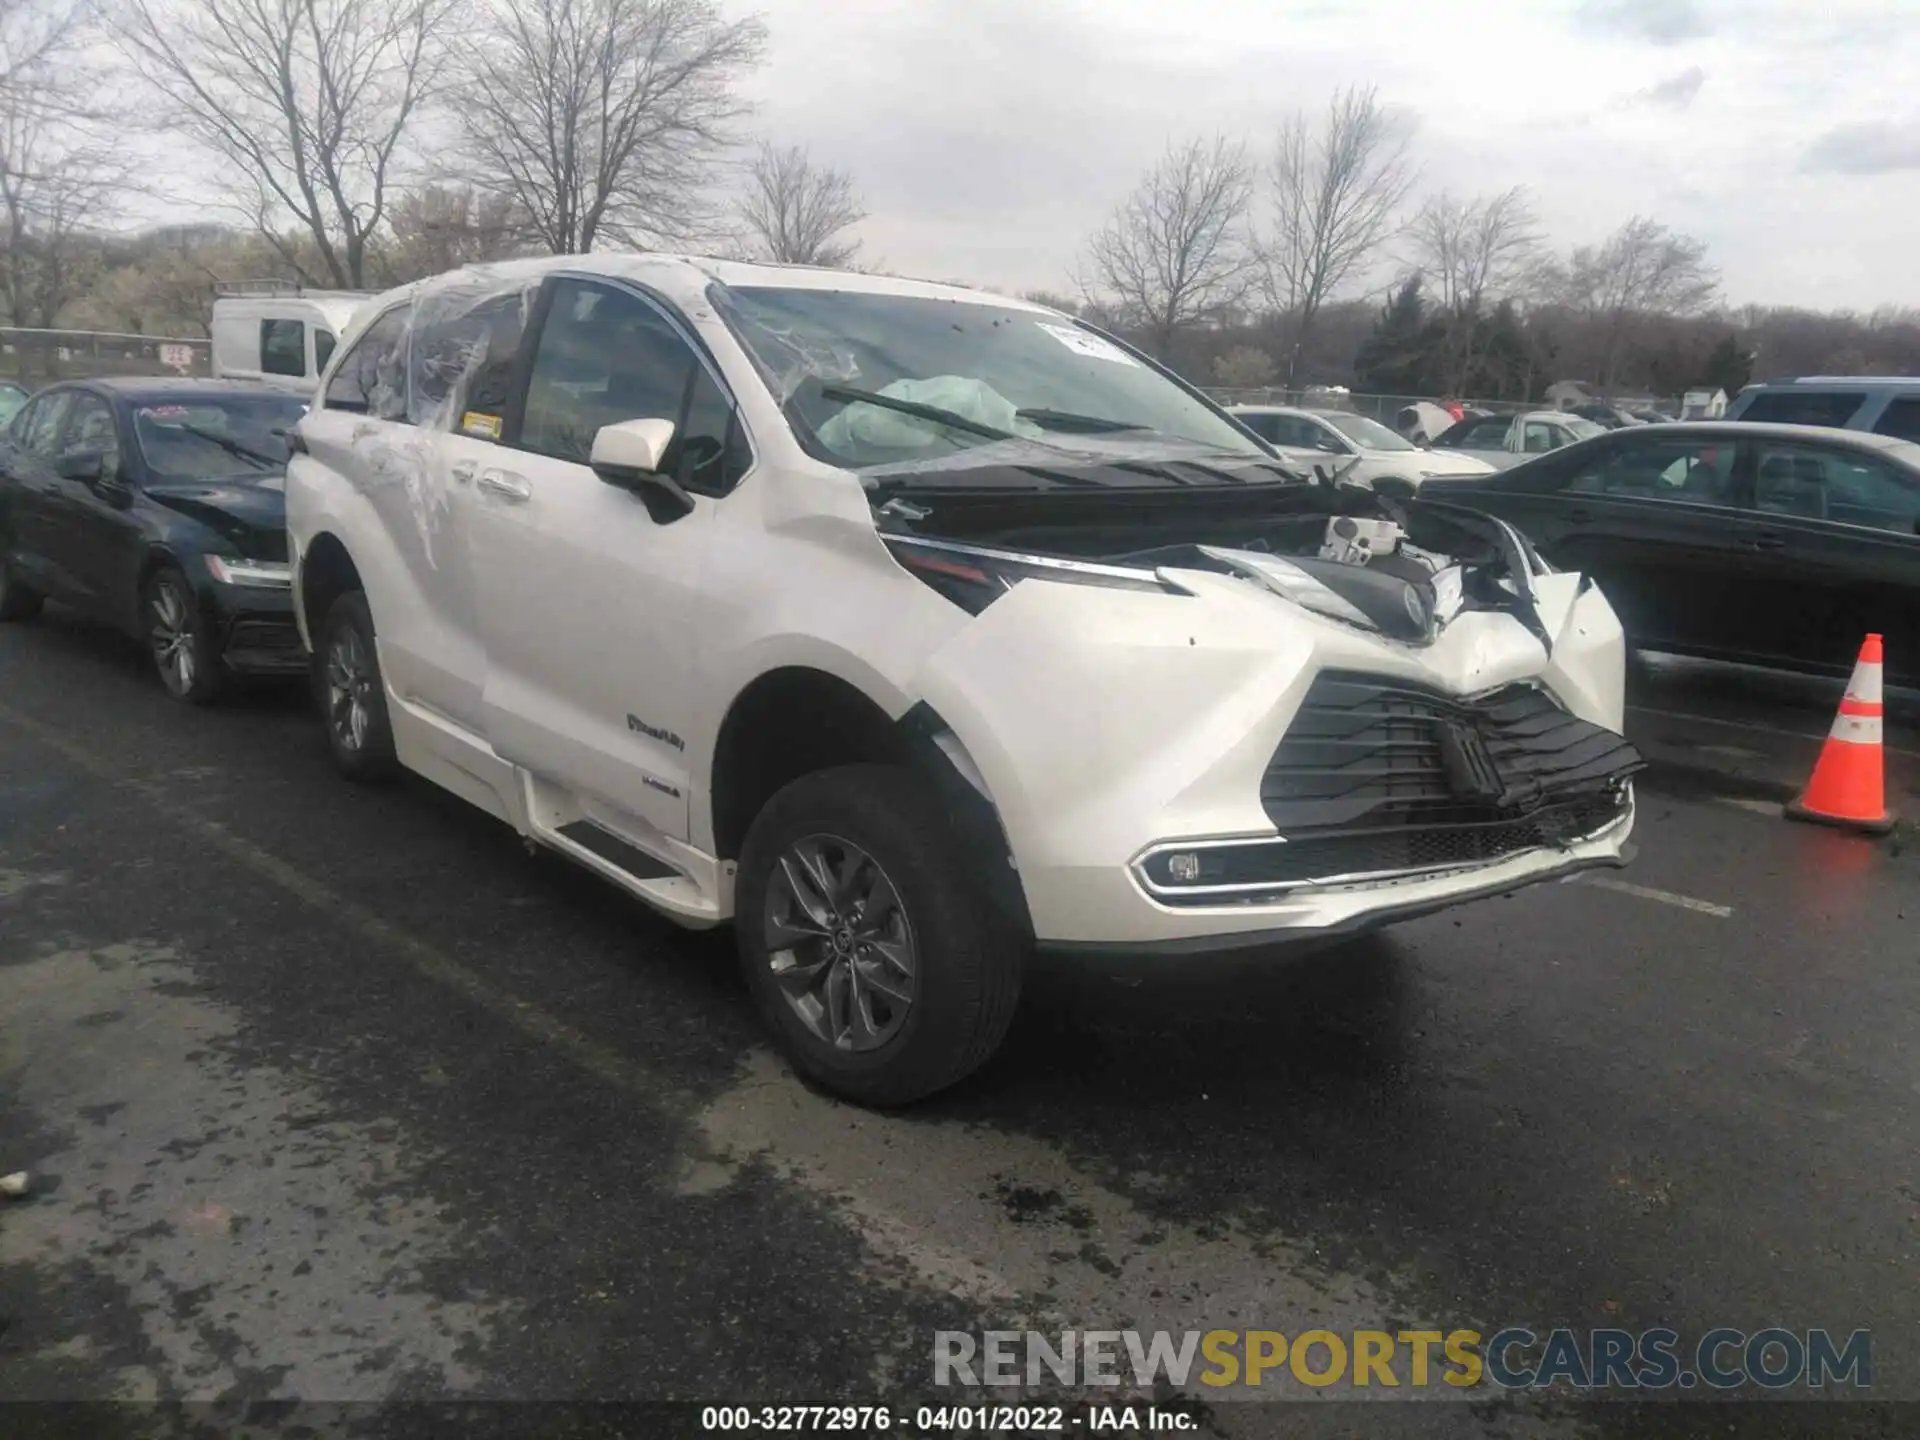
[477,469,531,501]
[450,461,476,484]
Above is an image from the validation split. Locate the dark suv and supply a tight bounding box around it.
[1724,377,1920,440]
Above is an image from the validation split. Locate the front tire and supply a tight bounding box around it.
[0,554,43,621]
[144,565,223,704]
[317,591,398,782]
[735,764,1024,1106]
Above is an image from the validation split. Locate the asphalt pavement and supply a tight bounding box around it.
[3,607,1918,1439]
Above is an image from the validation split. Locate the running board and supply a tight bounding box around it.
[554,820,679,880]
[519,777,729,927]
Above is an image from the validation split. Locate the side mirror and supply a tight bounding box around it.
[56,448,104,483]
[590,417,674,481]
[589,417,693,522]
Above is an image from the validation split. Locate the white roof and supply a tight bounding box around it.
[360,253,1055,320]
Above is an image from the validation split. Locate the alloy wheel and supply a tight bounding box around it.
[326,624,375,753]
[764,834,917,1052]
[149,580,196,694]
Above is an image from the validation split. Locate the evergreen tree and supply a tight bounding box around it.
[1354,275,1437,395]
[1700,333,1753,394]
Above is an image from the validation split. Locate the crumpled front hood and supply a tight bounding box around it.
[144,477,287,557]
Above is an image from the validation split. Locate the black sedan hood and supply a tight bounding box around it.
[143,477,287,560]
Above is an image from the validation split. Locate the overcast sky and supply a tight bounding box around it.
[738,0,1920,312]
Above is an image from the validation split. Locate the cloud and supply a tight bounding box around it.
[1800,121,1920,175]
[1573,0,1715,44]
[1625,66,1707,110]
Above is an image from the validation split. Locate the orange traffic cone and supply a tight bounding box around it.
[1786,634,1897,835]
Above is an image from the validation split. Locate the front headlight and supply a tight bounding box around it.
[206,555,292,588]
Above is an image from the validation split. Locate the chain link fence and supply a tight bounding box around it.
[1,328,212,384]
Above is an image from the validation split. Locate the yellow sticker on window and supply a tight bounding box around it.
[461,411,502,440]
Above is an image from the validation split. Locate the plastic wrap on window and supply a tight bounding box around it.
[344,261,547,570]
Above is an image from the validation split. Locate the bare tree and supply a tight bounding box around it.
[0,96,128,329]
[455,0,766,256]
[734,141,864,267]
[1562,215,1719,389]
[1406,187,1540,315]
[1080,135,1253,360]
[1260,85,1416,383]
[0,0,87,99]
[112,0,453,290]
[376,184,524,283]
[0,1,128,335]
[1212,344,1276,389]
[1404,187,1541,391]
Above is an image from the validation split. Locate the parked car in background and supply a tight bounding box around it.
[1394,399,1460,444]
[0,380,28,428]
[286,254,1640,1104]
[0,378,311,701]
[1434,421,1920,684]
[211,283,370,394]
[1229,404,1496,493]
[1567,403,1646,430]
[1725,376,1920,440]
[1429,410,1606,469]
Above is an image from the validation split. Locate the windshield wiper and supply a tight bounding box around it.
[177,423,281,469]
[1015,407,1149,434]
[820,385,1016,442]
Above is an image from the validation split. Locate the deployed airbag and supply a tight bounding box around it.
[817,376,1043,450]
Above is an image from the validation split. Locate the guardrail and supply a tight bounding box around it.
[0,327,212,382]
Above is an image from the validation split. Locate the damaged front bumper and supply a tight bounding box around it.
[1039,822,1634,961]
[911,539,1639,952]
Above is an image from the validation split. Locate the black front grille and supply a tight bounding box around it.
[226,618,302,654]
[1257,672,1642,882]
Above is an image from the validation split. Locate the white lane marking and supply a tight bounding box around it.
[1715,796,1784,818]
[1585,875,1734,918]
[1627,703,1920,759]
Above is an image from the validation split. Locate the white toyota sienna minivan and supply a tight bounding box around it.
[285,254,1642,1104]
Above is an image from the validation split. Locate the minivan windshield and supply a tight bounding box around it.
[133,394,310,480]
[711,286,1266,469]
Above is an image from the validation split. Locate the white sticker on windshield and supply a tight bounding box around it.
[1037,322,1139,367]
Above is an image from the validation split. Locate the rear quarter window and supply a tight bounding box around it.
[1735,391,1868,428]
[1871,396,1920,444]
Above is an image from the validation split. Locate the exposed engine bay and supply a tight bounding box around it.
[870,462,1554,649]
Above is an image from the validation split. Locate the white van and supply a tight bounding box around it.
[210,283,371,393]
[283,253,1641,1104]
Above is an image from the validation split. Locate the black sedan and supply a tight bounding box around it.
[1430,421,1920,684]
[0,378,311,702]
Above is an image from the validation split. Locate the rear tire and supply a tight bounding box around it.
[317,591,398,782]
[0,554,42,621]
[735,763,1024,1106]
[144,565,224,704]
